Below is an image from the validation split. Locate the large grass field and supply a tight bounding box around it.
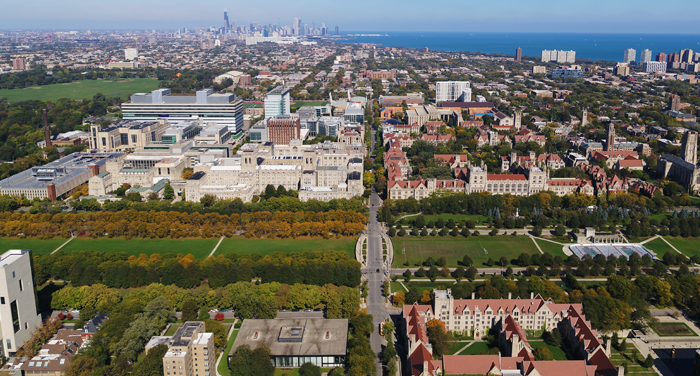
[0,78,160,102]
[662,237,700,258]
[0,237,68,256]
[533,238,565,256]
[392,235,544,268]
[60,237,219,258]
[642,237,677,258]
[214,236,356,257]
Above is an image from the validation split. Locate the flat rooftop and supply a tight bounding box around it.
[230,318,348,358]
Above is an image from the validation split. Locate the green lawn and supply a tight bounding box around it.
[534,238,565,256]
[392,235,542,268]
[214,236,356,258]
[404,282,454,296]
[448,341,469,355]
[165,324,183,336]
[642,237,676,258]
[0,78,160,102]
[528,341,568,360]
[457,341,496,355]
[60,237,219,258]
[391,282,407,293]
[662,237,700,258]
[218,329,239,376]
[609,348,659,376]
[0,237,68,256]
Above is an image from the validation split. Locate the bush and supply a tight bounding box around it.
[533,346,553,361]
[299,362,321,376]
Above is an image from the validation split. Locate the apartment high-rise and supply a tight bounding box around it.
[656,52,667,62]
[644,61,667,73]
[264,87,291,118]
[12,58,25,71]
[640,49,652,64]
[515,47,522,62]
[435,81,471,103]
[623,48,636,64]
[541,50,575,63]
[147,321,214,376]
[0,250,42,357]
[124,48,138,61]
[681,49,694,64]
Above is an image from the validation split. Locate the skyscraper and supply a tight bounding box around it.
[293,17,299,35]
[656,52,667,62]
[264,87,291,119]
[640,49,652,64]
[435,81,471,103]
[623,48,636,64]
[224,9,229,31]
[606,124,615,151]
[516,47,522,62]
[681,49,694,63]
[335,26,339,35]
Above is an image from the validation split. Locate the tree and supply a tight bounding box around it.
[486,257,495,267]
[181,301,198,322]
[427,266,439,281]
[163,182,174,200]
[392,291,405,306]
[200,194,216,208]
[250,344,275,376]
[534,346,553,361]
[499,256,508,267]
[132,344,168,376]
[299,362,321,376]
[415,267,426,278]
[554,225,566,236]
[350,312,374,337]
[403,269,412,282]
[229,345,253,376]
[643,354,654,368]
[426,319,450,358]
[462,255,473,267]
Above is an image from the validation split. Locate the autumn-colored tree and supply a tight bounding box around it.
[392,291,405,307]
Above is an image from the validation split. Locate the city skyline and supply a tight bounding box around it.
[1,0,699,33]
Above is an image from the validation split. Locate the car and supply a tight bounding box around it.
[280,309,287,312]
[376,268,380,273]
[304,309,311,312]
[220,309,226,312]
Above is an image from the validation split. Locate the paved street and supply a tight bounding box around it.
[367,190,388,376]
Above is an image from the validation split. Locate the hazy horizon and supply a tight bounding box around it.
[1,0,698,33]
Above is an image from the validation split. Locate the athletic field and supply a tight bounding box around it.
[0,78,160,102]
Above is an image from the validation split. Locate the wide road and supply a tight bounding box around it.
[367,190,388,376]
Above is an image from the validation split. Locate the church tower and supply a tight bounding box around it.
[682,130,698,165]
[514,110,522,129]
[581,108,588,127]
[606,124,615,151]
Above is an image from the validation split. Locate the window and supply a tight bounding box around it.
[19,279,23,292]
[6,339,11,350]
[12,271,15,278]
[0,297,4,304]
[10,301,19,333]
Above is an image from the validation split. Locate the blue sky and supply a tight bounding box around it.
[1,0,699,33]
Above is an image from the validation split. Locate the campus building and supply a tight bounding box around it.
[89,120,171,152]
[264,86,291,119]
[230,318,348,368]
[145,321,214,376]
[0,250,42,357]
[658,130,700,194]
[0,152,123,200]
[121,88,244,133]
[402,291,622,376]
[184,140,364,203]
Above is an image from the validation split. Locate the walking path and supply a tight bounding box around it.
[216,320,237,376]
[529,236,544,254]
[659,237,683,255]
[454,341,475,355]
[639,235,660,244]
[51,235,75,254]
[209,236,226,257]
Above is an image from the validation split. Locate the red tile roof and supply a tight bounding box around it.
[487,174,527,181]
[443,355,499,375]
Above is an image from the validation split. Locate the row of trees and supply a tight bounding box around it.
[0,208,366,239]
[35,250,361,288]
[50,281,361,320]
